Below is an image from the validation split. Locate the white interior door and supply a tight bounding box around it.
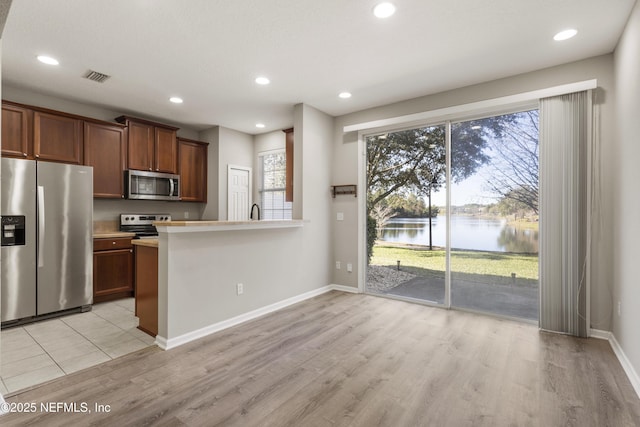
[228,165,251,221]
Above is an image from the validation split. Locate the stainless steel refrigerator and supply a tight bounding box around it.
[1,158,93,323]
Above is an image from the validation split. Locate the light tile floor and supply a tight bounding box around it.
[0,298,155,395]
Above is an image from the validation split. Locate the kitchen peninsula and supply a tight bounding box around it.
[153,220,304,349]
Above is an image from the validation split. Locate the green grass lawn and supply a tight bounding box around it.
[372,244,539,280]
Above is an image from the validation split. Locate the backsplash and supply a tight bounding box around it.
[93,199,205,222]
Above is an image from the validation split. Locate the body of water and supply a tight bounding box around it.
[380,216,538,253]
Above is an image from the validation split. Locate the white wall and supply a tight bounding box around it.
[199,126,220,220]
[157,103,334,342]
[331,54,616,332]
[209,126,254,221]
[297,104,334,286]
[613,0,640,385]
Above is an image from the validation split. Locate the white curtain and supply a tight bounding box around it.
[539,91,590,337]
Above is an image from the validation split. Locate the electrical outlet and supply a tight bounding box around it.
[237,283,244,295]
[618,301,621,316]
[336,261,341,269]
[184,211,190,219]
[347,263,353,273]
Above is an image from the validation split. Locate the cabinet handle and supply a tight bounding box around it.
[121,194,125,198]
[22,153,27,157]
[130,249,133,253]
[35,154,40,158]
[112,241,116,245]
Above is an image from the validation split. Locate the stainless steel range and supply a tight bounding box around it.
[120,213,172,238]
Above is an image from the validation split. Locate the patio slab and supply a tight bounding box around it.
[382,274,539,321]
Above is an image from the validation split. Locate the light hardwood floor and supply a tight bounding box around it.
[2,291,640,426]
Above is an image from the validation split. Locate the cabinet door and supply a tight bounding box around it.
[33,111,83,164]
[178,139,208,202]
[127,121,154,171]
[1,103,32,159]
[84,122,126,198]
[135,245,158,337]
[93,248,133,302]
[154,127,177,173]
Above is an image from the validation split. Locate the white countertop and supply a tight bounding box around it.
[154,219,304,233]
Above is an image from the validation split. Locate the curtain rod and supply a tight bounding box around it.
[343,79,597,133]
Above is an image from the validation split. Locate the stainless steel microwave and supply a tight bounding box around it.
[125,170,180,201]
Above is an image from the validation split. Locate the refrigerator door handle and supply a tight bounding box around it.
[37,185,45,267]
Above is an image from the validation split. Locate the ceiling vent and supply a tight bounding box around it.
[83,70,111,83]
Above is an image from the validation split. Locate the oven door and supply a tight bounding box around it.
[126,170,180,201]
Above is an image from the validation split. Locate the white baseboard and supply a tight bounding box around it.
[590,329,640,399]
[157,285,359,350]
[328,284,360,294]
[589,328,611,341]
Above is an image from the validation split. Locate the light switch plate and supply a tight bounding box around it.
[337,212,344,221]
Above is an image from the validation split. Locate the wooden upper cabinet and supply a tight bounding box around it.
[178,138,208,202]
[83,121,127,198]
[116,116,178,174]
[127,120,154,171]
[284,128,294,202]
[155,127,178,173]
[1,102,32,159]
[34,111,83,164]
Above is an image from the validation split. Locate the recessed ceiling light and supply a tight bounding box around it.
[553,29,578,41]
[37,55,59,65]
[373,2,396,18]
[338,92,352,99]
[255,77,270,85]
[169,97,183,104]
[256,123,266,128]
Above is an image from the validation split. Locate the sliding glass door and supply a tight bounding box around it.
[365,110,539,321]
[450,111,539,320]
[365,125,447,305]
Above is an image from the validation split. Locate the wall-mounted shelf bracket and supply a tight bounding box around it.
[331,185,357,198]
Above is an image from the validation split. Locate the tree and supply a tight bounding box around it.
[492,189,537,218]
[384,193,438,218]
[367,125,445,212]
[481,110,539,213]
[367,121,499,213]
[366,122,503,258]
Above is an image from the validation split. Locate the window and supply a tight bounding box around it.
[259,150,292,219]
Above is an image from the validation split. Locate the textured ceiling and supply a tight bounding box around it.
[1,0,636,134]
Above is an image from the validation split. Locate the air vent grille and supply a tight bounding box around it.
[84,70,111,83]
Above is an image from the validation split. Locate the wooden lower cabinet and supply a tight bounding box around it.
[135,244,158,337]
[93,238,134,303]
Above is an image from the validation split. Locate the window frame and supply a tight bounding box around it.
[258,149,293,220]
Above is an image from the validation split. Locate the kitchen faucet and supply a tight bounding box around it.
[250,203,261,220]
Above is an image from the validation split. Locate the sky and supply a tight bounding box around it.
[430,164,501,207]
